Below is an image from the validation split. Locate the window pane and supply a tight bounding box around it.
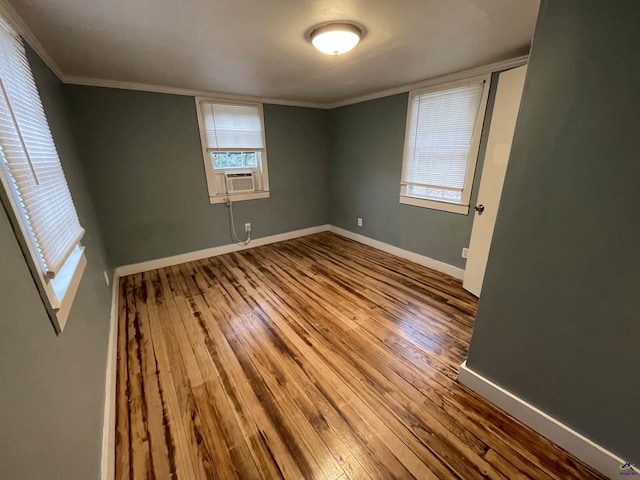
[212,152,258,169]
[407,185,462,204]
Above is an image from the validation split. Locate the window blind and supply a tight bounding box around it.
[0,21,84,278]
[401,82,485,200]
[201,102,265,151]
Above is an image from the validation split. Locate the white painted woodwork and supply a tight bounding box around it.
[463,65,527,296]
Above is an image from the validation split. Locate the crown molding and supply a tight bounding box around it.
[324,55,529,109]
[63,54,527,109]
[62,75,329,109]
[64,55,528,109]
[0,0,66,81]
[2,0,528,110]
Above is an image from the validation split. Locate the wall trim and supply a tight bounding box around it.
[63,54,526,109]
[63,75,329,109]
[457,360,625,479]
[324,55,529,109]
[328,226,465,280]
[112,224,466,280]
[114,224,331,277]
[100,271,120,480]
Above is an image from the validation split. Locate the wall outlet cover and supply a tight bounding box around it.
[462,247,469,259]
[245,223,251,232]
[357,218,363,227]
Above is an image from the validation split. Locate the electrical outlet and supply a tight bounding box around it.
[104,270,110,286]
[245,222,251,232]
[357,217,363,227]
[462,248,469,259]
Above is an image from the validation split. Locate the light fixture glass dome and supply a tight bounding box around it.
[310,23,362,55]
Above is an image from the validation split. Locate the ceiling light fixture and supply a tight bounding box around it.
[309,23,362,55]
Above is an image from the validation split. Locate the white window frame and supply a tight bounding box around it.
[195,97,270,204]
[0,19,86,333]
[399,74,491,215]
[0,176,87,333]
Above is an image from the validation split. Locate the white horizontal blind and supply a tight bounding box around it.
[0,21,84,278]
[401,82,485,202]
[201,102,265,151]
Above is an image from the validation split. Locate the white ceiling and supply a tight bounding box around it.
[7,0,540,105]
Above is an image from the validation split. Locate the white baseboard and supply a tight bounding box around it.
[329,226,465,280]
[114,224,331,277]
[458,361,625,478]
[100,271,120,480]
[114,224,465,281]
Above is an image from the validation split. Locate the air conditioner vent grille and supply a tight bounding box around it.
[226,172,255,193]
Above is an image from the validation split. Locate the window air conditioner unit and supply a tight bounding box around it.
[225,172,255,193]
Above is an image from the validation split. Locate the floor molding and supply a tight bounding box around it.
[100,271,120,480]
[329,226,465,280]
[114,225,331,277]
[458,360,625,478]
[114,225,465,280]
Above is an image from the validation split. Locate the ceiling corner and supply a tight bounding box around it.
[0,0,66,81]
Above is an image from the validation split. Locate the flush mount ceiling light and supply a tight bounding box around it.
[309,23,363,55]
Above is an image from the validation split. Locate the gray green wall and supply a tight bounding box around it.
[65,87,330,267]
[0,48,112,478]
[328,78,497,269]
[64,79,499,271]
[466,0,640,463]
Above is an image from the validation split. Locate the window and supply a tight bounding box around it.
[0,19,86,333]
[196,99,270,203]
[400,75,490,214]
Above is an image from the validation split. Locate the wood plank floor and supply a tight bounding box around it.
[115,231,604,479]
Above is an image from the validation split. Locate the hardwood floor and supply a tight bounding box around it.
[115,232,604,479]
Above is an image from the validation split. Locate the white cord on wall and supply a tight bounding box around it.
[224,180,251,246]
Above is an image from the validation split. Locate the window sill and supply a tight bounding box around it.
[209,191,270,204]
[48,246,87,333]
[399,195,469,215]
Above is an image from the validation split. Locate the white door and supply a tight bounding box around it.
[463,65,527,297]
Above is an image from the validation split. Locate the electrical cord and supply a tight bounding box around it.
[224,179,251,246]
